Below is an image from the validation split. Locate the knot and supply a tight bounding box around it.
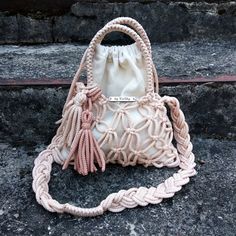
[133,151,141,156]
[75,82,86,92]
[106,128,115,135]
[126,128,136,135]
[137,95,152,106]
[81,110,93,128]
[117,108,125,114]
[114,148,122,153]
[82,123,91,130]
[152,102,163,110]
[137,99,148,106]
[162,145,169,150]
[152,136,159,142]
[86,85,102,102]
[73,93,87,106]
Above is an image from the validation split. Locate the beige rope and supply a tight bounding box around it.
[32,95,197,216]
[89,93,179,167]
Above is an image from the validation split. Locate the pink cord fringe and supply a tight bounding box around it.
[62,86,105,175]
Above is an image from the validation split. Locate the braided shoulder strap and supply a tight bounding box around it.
[32,96,197,217]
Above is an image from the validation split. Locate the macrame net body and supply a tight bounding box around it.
[52,91,179,169]
[92,96,179,168]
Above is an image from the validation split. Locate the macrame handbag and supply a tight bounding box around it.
[32,17,197,217]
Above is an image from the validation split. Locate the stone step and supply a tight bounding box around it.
[0,1,236,44]
[0,40,235,81]
[0,137,235,234]
[0,41,235,145]
[1,83,235,146]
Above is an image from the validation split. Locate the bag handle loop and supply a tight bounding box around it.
[106,17,152,53]
[86,24,154,94]
[64,18,158,111]
[104,17,159,92]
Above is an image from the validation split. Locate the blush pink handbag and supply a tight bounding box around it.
[32,17,197,217]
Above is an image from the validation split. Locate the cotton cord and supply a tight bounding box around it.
[32,96,196,217]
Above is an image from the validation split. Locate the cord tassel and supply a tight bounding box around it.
[56,92,87,147]
[62,110,105,175]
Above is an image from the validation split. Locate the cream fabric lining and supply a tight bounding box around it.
[92,43,146,97]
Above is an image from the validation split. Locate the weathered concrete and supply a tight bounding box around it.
[1,0,234,16]
[0,138,235,235]
[0,41,235,144]
[17,16,53,44]
[0,1,235,44]
[0,83,235,147]
[0,41,236,80]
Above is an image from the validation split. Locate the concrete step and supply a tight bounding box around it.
[0,41,236,145]
[0,41,235,145]
[0,40,235,82]
[1,83,235,146]
[0,137,235,235]
[0,1,236,44]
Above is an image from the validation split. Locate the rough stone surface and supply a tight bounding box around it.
[0,138,235,235]
[0,13,53,44]
[1,0,234,16]
[0,41,235,143]
[0,1,235,44]
[67,1,236,43]
[0,83,235,147]
[17,15,53,44]
[0,40,235,80]
[0,14,18,44]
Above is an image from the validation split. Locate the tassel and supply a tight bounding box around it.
[57,92,87,147]
[62,110,106,175]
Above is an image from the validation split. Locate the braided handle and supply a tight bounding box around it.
[106,17,151,53]
[104,17,159,92]
[64,18,158,108]
[86,24,154,94]
[32,96,197,217]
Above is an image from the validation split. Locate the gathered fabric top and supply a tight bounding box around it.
[92,43,146,97]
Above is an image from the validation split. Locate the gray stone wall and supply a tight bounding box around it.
[1,41,235,144]
[1,83,235,146]
[0,1,235,44]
